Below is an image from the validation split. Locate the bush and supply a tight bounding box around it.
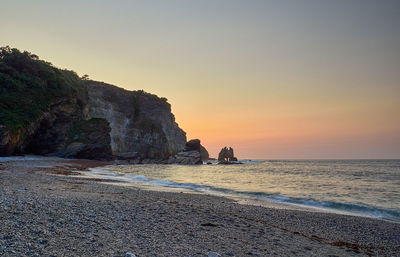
[0,46,85,131]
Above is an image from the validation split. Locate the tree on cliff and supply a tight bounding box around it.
[0,46,84,131]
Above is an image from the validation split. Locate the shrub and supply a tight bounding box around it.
[0,46,85,131]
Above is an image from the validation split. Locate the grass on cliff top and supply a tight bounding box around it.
[0,46,85,131]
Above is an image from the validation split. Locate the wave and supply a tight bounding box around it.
[87,168,400,222]
[263,195,400,221]
[239,160,265,163]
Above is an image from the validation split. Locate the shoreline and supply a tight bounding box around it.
[81,163,400,224]
[1,157,399,256]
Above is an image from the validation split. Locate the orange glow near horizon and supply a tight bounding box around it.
[1,1,399,158]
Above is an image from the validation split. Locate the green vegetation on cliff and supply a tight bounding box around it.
[0,46,186,159]
[0,46,84,131]
[130,92,165,134]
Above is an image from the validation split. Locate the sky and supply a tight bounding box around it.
[1,0,400,159]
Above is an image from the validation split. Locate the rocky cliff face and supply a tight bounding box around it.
[25,92,88,155]
[0,47,187,160]
[0,80,88,157]
[85,81,186,159]
[0,86,113,160]
[59,118,112,160]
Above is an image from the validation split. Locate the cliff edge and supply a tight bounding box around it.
[86,81,186,159]
[0,46,186,160]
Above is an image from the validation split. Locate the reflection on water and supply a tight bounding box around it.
[92,160,400,221]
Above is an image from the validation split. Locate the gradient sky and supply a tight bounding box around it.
[2,0,400,159]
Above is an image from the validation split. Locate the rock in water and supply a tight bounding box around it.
[170,139,209,164]
[218,146,238,162]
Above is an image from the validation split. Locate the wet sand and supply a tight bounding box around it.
[0,157,399,256]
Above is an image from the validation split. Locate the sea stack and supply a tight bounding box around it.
[218,147,238,163]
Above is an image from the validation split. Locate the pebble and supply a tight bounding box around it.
[207,251,221,257]
[1,158,399,257]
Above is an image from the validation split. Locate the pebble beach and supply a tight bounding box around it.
[1,157,399,256]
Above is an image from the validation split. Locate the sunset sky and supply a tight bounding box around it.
[2,0,399,159]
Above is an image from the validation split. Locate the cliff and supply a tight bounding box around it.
[0,46,186,160]
[60,118,112,160]
[85,81,186,159]
[0,47,89,157]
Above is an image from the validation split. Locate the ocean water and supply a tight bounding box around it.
[88,160,400,222]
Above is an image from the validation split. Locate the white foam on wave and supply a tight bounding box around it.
[83,168,131,182]
[127,175,149,181]
[89,168,121,176]
[82,166,400,222]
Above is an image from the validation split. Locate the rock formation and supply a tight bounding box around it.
[218,147,238,162]
[0,47,186,160]
[200,145,209,161]
[0,47,91,158]
[169,139,209,164]
[183,139,201,152]
[86,81,186,159]
[58,118,112,160]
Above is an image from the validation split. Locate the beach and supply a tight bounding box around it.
[1,157,399,256]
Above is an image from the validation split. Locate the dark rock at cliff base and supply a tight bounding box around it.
[200,145,209,161]
[218,147,238,162]
[184,139,209,161]
[0,125,13,155]
[184,139,201,152]
[59,118,112,160]
[170,139,209,164]
[114,152,139,160]
[169,150,202,165]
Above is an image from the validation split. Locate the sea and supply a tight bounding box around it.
[85,159,400,222]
